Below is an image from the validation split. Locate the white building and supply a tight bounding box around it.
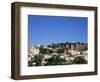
[68,50,80,55]
[29,44,40,56]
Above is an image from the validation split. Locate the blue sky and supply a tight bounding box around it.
[28,15,88,46]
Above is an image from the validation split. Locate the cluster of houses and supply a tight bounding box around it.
[28,42,88,66]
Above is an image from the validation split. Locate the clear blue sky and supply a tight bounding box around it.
[28,15,88,46]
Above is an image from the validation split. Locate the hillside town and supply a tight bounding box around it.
[28,42,88,66]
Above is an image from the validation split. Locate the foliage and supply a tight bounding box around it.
[57,49,64,53]
[39,48,48,54]
[72,57,87,64]
[28,54,43,66]
[45,55,66,65]
[28,54,88,66]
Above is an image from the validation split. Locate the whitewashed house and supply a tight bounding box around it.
[29,44,40,56]
[68,50,80,56]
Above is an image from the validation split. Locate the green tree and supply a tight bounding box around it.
[39,48,48,54]
[57,49,64,53]
[45,55,66,65]
[72,57,87,64]
[34,55,43,66]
